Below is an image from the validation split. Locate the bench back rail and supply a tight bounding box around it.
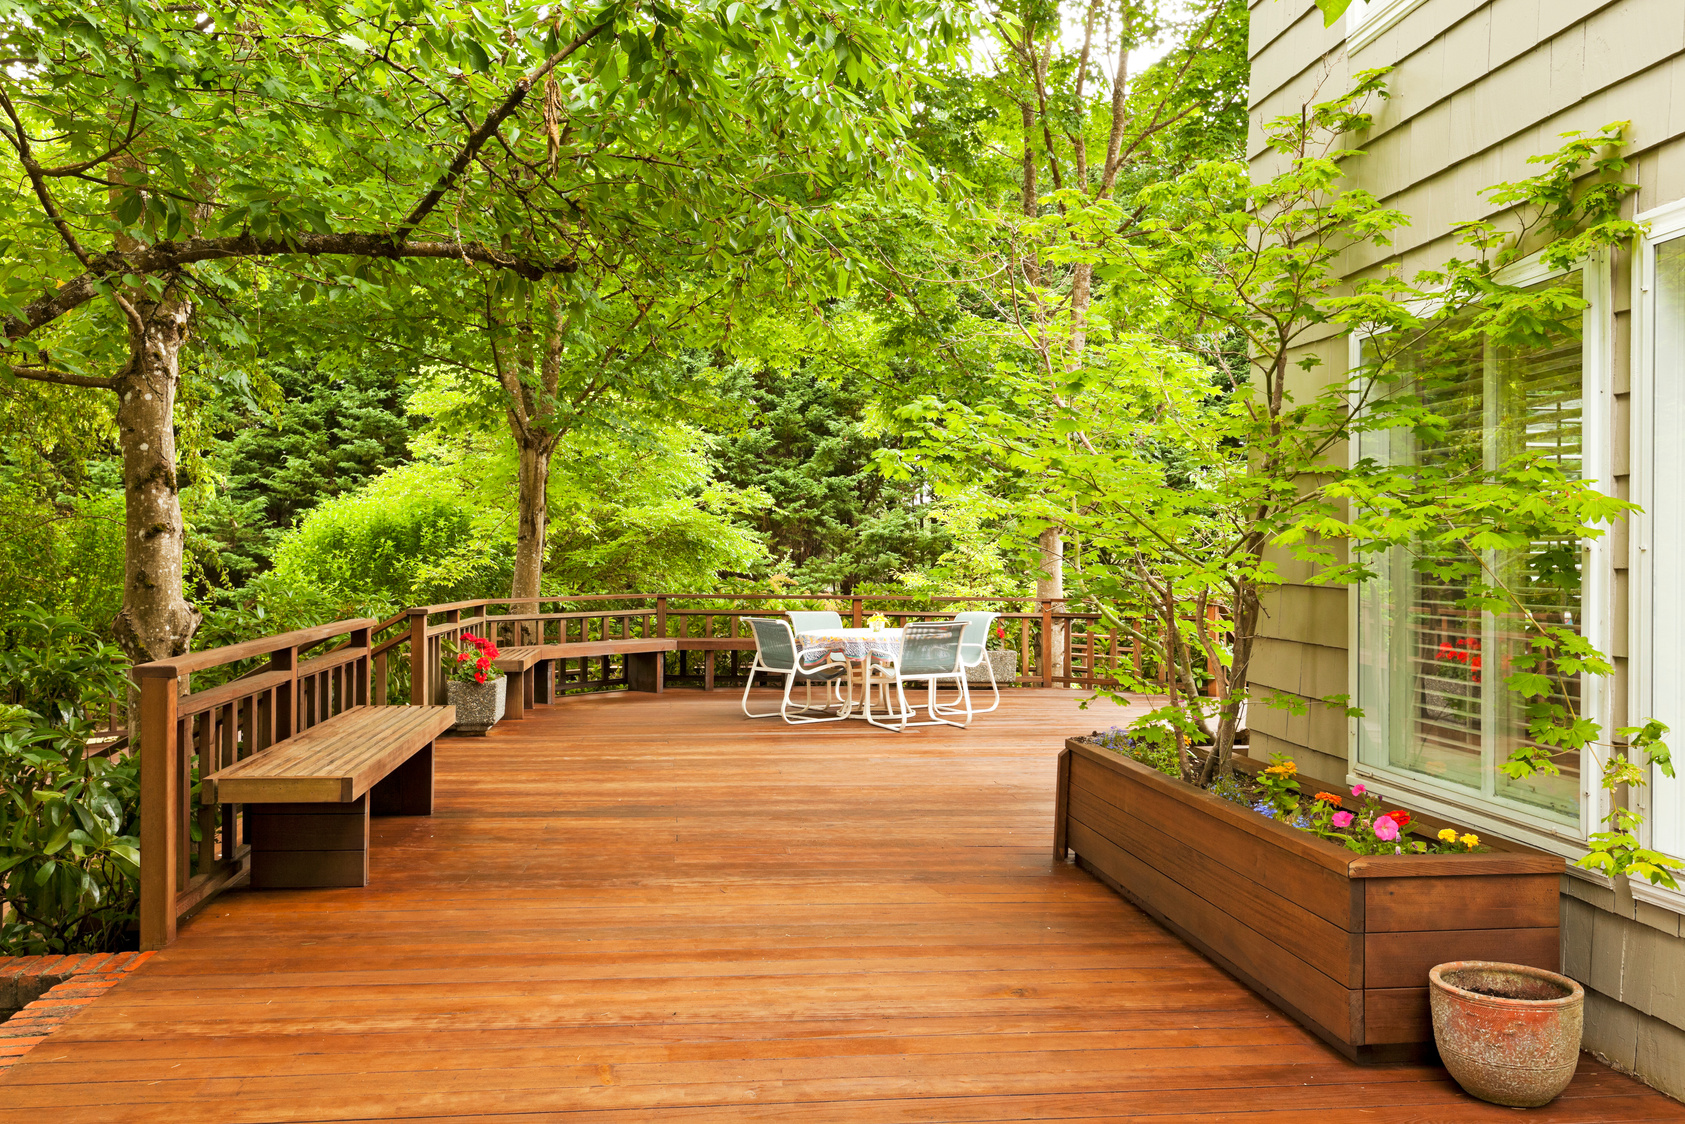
[135,619,374,949]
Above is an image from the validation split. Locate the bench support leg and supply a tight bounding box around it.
[505,669,527,721]
[704,651,716,692]
[371,743,434,817]
[628,650,664,693]
[247,797,369,889]
[534,659,555,705]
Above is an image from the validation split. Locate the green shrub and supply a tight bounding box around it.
[0,610,138,953]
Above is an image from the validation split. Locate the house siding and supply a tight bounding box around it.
[1247,0,1685,1099]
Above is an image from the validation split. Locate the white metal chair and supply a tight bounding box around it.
[786,610,844,634]
[935,610,1003,716]
[862,621,971,731]
[741,617,848,724]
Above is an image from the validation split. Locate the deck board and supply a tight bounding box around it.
[1,690,1678,1121]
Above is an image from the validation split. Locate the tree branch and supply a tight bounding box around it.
[389,19,613,245]
[5,232,575,342]
[4,365,116,389]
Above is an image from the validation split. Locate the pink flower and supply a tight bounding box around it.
[1331,811,1354,829]
[1373,815,1400,842]
[1350,784,1366,796]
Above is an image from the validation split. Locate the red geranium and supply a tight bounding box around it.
[1386,810,1412,829]
[444,633,506,685]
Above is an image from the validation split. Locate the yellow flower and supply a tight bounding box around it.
[1263,761,1298,777]
[1460,833,1480,849]
[1437,828,1458,843]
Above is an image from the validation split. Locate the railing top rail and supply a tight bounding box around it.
[403,593,1085,616]
[134,617,376,679]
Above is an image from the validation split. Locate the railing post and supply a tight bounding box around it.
[1041,600,1055,689]
[851,595,863,628]
[351,625,371,707]
[408,608,430,706]
[139,669,180,950]
[656,596,667,639]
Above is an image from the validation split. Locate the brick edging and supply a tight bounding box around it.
[0,951,154,1070]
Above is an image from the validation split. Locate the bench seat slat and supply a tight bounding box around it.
[205,705,455,805]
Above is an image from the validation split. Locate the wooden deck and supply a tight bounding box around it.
[2,690,1680,1121]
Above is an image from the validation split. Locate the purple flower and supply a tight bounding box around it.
[1373,815,1400,842]
[1331,811,1354,829]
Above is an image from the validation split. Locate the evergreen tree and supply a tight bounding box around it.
[712,366,948,593]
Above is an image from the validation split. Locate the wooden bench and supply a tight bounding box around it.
[674,637,757,691]
[494,638,677,715]
[203,704,456,889]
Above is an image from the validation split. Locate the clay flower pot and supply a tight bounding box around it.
[1429,961,1584,1107]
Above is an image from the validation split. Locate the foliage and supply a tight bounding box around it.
[1580,722,1685,889]
[0,707,139,955]
[269,462,508,612]
[0,607,129,722]
[898,71,1643,805]
[711,362,949,592]
[195,358,419,590]
[0,612,138,954]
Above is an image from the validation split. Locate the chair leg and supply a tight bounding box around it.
[937,659,999,716]
[863,669,909,730]
[742,663,788,719]
[780,673,846,724]
[980,657,1001,713]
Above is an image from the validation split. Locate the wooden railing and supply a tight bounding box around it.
[371,593,1188,701]
[135,618,373,948]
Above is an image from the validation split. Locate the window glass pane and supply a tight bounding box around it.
[1402,339,1485,791]
[1491,323,1583,818]
[1355,273,1584,827]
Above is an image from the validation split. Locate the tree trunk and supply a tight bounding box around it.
[1037,524,1065,678]
[510,431,551,603]
[111,291,201,666]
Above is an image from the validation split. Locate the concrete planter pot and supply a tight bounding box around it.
[1429,961,1584,1107]
[967,649,1019,684]
[446,675,506,736]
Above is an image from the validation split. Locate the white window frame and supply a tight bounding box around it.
[1631,199,1685,911]
[1344,0,1428,53]
[1345,248,1615,860]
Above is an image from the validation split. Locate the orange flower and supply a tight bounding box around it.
[1313,792,1343,806]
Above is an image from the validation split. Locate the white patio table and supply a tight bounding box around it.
[796,627,903,719]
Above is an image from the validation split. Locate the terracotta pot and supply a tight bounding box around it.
[446,675,506,736]
[1429,961,1584,1107]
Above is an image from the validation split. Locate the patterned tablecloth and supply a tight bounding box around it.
[796,627,904,662]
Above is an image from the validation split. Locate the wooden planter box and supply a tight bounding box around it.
[1054,738,1565,1062]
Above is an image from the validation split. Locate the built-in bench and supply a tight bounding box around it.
[494,638,677,715]
[203,704,455,889]
[673,637,757,691]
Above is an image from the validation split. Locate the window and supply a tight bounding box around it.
[1635,202,1685,884]
[1345,0,1427,53]
[1351,257,1611,848]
